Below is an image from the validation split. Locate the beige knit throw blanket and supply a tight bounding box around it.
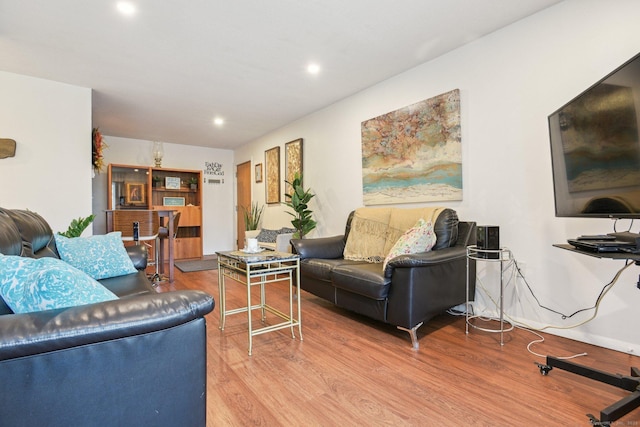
[343,208,392,262]
[343,206,444,263]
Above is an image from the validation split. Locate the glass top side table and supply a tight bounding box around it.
[216,250,302,356]
[466,245,514,345]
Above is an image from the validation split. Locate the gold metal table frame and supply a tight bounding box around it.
[217,250,302,355]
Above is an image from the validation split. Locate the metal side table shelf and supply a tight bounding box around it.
[217,250,302,356]
[466,245,514,345]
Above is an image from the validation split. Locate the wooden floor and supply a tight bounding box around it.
[154,265,640,426]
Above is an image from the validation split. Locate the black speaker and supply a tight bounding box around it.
[477,226,499,250]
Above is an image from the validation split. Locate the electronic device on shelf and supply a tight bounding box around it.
[567,239,636,253]
[577,234,616,241]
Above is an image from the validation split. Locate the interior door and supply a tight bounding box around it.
[236,161,252,249]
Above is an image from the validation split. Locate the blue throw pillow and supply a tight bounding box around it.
[54,232,137,280]
[0,256,118,313]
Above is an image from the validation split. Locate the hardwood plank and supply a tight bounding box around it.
[153,266,640,426]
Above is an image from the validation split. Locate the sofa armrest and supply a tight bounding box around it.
[291,235,345,259]
[275,233,294,253]
[126,244,148,270]
[0,290,214,361]
[384,246,468,277]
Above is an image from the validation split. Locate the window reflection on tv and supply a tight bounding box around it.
[549,52,640,218]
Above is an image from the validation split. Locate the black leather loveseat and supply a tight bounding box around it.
[0,207,214,427]
[291,207,475,350]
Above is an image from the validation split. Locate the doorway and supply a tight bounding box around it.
[236,161,251,249]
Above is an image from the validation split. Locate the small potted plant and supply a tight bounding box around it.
[152,176,162,188]
[188,177,199,190]
[242,202,264,232]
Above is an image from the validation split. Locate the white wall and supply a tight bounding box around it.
[92,136,234,255]
[235,0,640,355]
[0,71,92,233]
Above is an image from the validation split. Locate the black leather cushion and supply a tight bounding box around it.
[292,235,346,259]
[98,271,155,297]
[432,208,459,250]
[331,262,391,300]
[4,209,58,258]
[0,209,23,256]
[300,258,365,281]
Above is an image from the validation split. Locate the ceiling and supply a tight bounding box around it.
[0,0,562,149]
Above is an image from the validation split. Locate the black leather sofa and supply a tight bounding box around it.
[0,207,214,427]
[291,208,476,349]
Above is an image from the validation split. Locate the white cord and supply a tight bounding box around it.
[470,256,633,359]
[517,325,588,359]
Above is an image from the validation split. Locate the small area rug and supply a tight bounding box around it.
[175,257,218,273]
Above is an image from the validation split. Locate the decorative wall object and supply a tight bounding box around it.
[0,138,16,159]
[285,138,303,186]
[125,182,146,205]
[255,163,263,183]
[163,197,186,206]
[265,146,280,204]
[361,89,462,205]
[92,128,107,172]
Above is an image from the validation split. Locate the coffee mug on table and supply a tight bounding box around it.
[247,238,259,251]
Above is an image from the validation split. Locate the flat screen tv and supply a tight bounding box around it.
[549,52,640,219]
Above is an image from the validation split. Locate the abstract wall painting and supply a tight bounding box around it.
[361,89,462,205]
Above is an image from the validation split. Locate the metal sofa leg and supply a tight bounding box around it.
[397,322,423,350]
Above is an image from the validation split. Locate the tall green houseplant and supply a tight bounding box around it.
[284,173,316,238]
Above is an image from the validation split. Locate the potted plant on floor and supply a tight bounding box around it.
[284,173,316,238]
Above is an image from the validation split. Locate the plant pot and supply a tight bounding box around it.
[245,229,260,239]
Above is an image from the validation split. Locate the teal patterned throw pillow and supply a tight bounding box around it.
[0,256,118,313]
[54,232,137,280]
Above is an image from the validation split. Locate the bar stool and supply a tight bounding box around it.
[156,212,181,283]
[111,210,160,283]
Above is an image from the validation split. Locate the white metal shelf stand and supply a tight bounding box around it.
[466,245,514,345]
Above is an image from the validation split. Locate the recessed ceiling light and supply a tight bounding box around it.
[307,63,321,75]
[213,117,224,126]
[117,2,136,16]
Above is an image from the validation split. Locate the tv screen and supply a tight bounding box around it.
[549,52,640,218]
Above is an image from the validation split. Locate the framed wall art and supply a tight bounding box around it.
[265,146,280,204]
[165,176,181,189]
[361,89,462,205]
[163,197,186,206]
[255,163,263,183]
[125,182,146,205]
[285,138,303,186]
